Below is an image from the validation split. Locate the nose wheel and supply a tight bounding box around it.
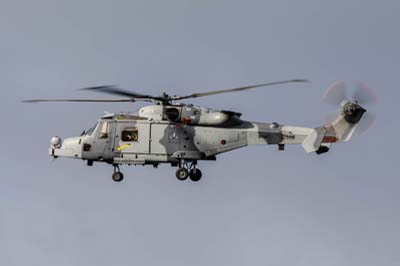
[112,165,124,182]
[176,161,202,182]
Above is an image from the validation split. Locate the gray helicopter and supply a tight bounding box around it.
[24,79,376,182]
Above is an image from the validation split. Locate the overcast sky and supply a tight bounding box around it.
[1,1,399,265]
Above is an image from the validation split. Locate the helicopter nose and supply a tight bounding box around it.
[48,136,83,159]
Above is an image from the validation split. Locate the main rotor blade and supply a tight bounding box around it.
[22,98,135,103]
[81,85,162,100]
[172,79,309,100]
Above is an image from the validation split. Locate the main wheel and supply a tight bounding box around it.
[112,172,124,182]
[176,168,189,181]
[189,169,202,182]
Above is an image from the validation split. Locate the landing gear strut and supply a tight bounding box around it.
[175,160,202,182]
[112,164,124,182]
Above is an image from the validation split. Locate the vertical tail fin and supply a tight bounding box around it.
[301,101,366,154]
[324,101,366,143]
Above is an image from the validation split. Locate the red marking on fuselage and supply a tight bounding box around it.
[322,136,337,143]
[181,117,191,124]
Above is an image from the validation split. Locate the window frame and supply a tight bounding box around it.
[98,121,111,139]
[121,128,139,142]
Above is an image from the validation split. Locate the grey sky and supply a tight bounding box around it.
[1,0,399,265]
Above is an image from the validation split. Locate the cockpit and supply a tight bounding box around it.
[81,119,110,138]
[84,123,97,136]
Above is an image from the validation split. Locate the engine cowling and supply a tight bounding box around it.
[164,107,181,122]
[197,110,230,125]
[164,105,240,126]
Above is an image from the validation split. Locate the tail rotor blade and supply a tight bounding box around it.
[324,111,340,126]
[322,81,347,106]
[322,80,377,136]
[352,82,378,105]
[355,112,376,136]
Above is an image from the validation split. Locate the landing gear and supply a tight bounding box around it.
[112,172,124,182]
[189,169,202,182]
[176,168,189,181]
[176,160,202,182]
[112,165,124,182]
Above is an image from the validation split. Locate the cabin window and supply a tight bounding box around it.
[122,128,139,142]
[98,122,111,139]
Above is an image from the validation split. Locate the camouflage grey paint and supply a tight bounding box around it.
[49,103,364,165]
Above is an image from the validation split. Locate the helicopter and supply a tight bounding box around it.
[23,79,376,182]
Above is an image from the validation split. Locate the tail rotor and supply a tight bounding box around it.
[323,81,377,136]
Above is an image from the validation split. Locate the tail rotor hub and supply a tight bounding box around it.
[342,102,366,124]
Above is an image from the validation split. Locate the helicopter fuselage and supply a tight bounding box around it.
[50,104,291,165]
[48,101,364,182]
[24,79,373,182]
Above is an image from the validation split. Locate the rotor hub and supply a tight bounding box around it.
[342,102,366,124]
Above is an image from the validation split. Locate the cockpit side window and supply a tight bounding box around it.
[121,128,138,142]
[98,122,111,139]
[85,123,97,136]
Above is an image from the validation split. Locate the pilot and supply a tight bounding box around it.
[131,131,138,141]
[122,130,138,142]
